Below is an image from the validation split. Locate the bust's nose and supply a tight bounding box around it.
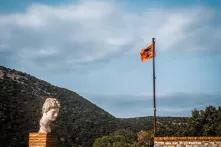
[54,112,58,118]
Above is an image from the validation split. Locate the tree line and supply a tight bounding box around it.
[93,105,221,147]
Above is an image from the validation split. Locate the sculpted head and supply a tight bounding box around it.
[39,97,60,133]
[42,98,60,121]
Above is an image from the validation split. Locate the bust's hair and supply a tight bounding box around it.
[42,97,60,114]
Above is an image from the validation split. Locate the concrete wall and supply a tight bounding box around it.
[154,137,221,147]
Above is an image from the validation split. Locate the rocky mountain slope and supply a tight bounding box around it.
[0,66,187,147]
[0,66,122,147]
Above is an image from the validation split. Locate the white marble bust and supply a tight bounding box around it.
[39,97,60,133]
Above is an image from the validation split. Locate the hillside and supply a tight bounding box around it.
[0,66,188,147]
[0,66,121,147]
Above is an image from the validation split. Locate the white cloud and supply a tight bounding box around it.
[0,1,220,72]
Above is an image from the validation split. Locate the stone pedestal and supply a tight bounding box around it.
[29,133,58,147]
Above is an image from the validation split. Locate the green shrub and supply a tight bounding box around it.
[137,130,154,147]
[93,129,138,147]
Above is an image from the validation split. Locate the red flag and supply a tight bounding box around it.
[140,43,155,63]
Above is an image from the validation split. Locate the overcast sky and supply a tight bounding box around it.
[0,0,221,118]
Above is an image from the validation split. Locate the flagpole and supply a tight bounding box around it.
[152,37,157,136]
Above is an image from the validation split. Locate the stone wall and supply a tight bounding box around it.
[154,137,221,147]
